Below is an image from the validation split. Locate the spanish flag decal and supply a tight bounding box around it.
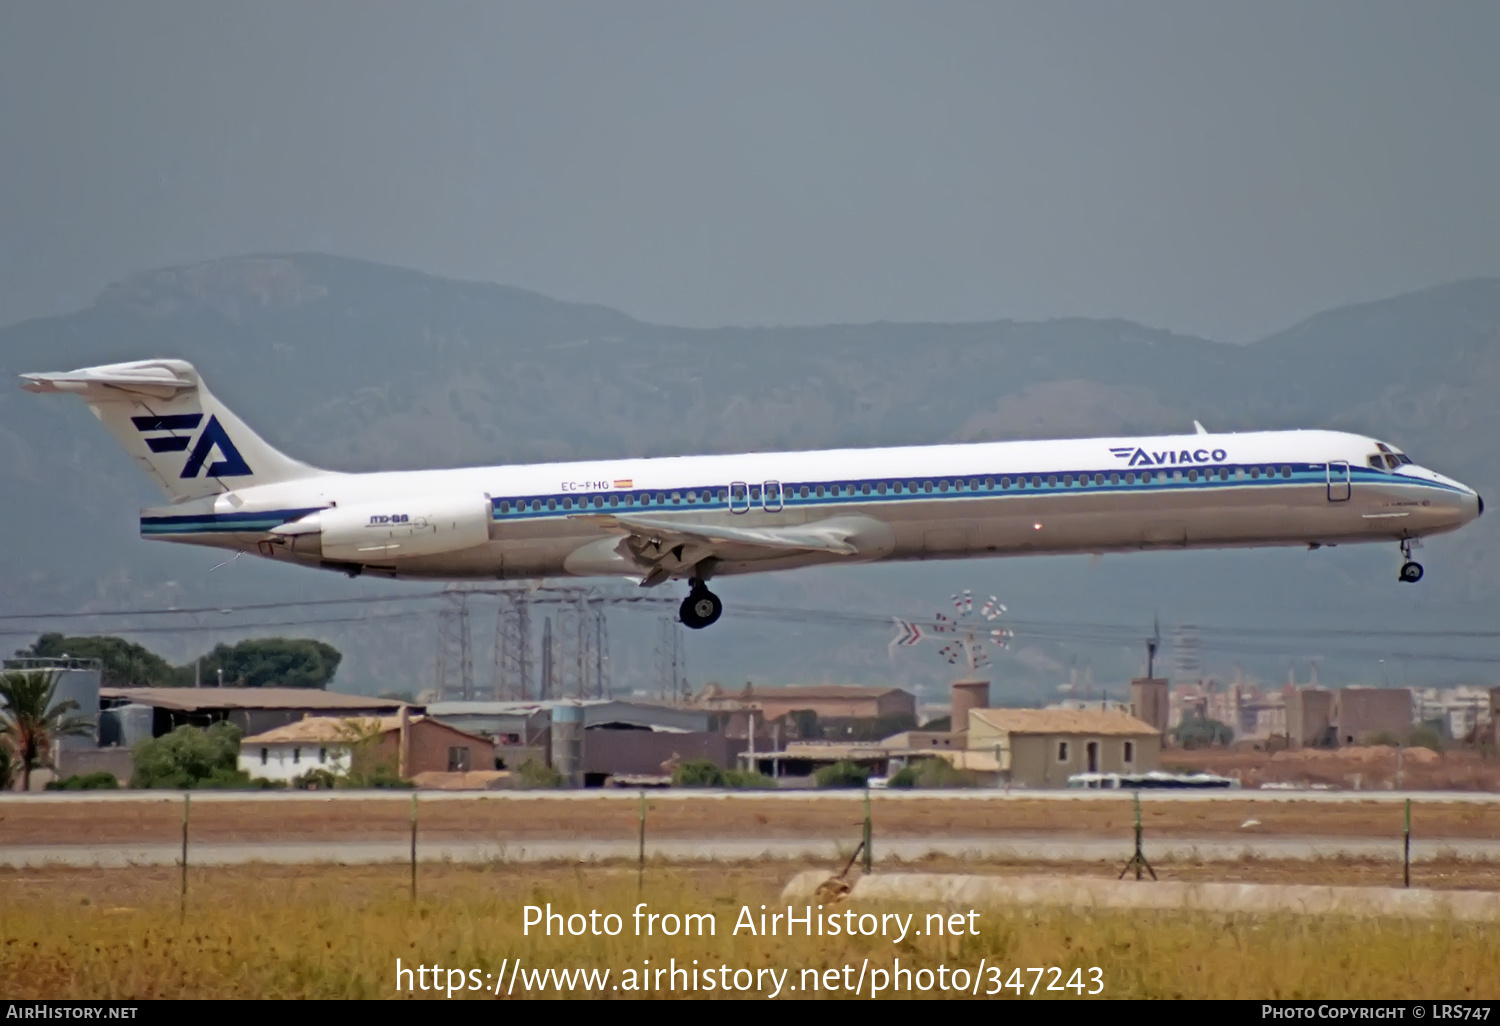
[613,479,633,488]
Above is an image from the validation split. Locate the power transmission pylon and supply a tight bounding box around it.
[435,591,473,700]
[492,592,533,700]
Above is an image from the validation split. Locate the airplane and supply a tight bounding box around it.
[22,358,1483,630]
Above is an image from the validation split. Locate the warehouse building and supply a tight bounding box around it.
[99,687,413,739]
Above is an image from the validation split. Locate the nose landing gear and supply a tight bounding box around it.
[1398,539,1424,584]
[679,578,723,629]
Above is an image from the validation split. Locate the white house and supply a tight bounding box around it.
[238,718,361,783]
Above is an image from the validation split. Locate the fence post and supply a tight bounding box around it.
[180,792,190,919]
[637,789,647,893]
[862,786,872,874]
[1404,797,1412,889]
[410,791,419,902]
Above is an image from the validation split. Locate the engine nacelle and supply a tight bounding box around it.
[272,494,493,561]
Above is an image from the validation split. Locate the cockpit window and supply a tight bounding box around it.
[1368,455,1386,471]
[1385,454,1401,470]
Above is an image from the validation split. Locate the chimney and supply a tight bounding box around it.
[950,678,990,735]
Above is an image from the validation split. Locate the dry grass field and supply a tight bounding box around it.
[2,794,1497,846]
[3,860,1499,999]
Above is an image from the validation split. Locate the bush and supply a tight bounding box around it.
[722,768,776,789]
[292,768,339,790]
[886,759,976,789]
[813,761,870,789]
[887,766,919,788]
[1364,730,1402,747]
[672,760,725,787]
[514,759,565,789]
[132,722,244,788]
[45,771,120,790]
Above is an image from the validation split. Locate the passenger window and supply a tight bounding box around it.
[1062,475,1073,486]
[1001,477,1011,489]
[815,485,824,497]
[1142,472,1153,483]
[1281,466,1291,478]
[1109,473,1119,485]
[593,496,603,508]
[499,501,510,513]
[938,481,949,492]
[659,492,669,503]
[1031,477,1042,488]
[609,495,619,507]
[984,478,994,489]
[799,485,809,498]
[970,479,979,490]
[547,499,557,510]
[750,485,761,500]
[1187,470,1197,482]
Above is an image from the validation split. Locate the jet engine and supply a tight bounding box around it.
[270,494,493,561]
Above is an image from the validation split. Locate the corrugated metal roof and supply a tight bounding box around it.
[969,707,1159,737]
[100,687,410,713]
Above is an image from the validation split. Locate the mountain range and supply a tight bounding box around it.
[3,254,1498,701]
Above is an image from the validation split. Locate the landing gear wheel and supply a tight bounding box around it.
[679,586,723,629]
[1399,561,1424,584]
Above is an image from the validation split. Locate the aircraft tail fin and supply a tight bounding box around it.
[21,358,318,502]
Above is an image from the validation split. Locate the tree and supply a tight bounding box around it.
[1170,716,1235,750]
[132,722,250,788]
[188,638,342,689]
[0,738,15,791]
[19,634,176,688]
[0,669,95,791]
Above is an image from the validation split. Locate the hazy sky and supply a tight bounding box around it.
[2,2,1498,341]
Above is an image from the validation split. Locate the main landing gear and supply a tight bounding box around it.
[679,579,723,629]
[1398,539,1424,584]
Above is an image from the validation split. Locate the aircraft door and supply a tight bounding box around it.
[729,481,750,514]
[1327,461,1351,502]
[762,480,783,512]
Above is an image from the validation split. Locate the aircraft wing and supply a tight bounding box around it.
[567,512,892,585]
[572,513,861,554]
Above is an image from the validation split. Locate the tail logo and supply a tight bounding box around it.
[131,414,252,479]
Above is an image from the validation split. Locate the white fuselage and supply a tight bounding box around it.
[140,428,1482,582]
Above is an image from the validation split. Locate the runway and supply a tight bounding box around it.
[4,835,1499,868]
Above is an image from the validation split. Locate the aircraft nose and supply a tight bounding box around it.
[1479,494,1485,517]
